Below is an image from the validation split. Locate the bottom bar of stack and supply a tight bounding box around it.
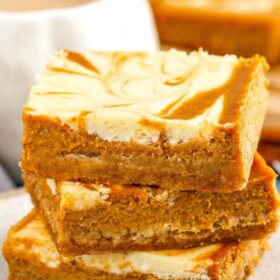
[3,211,268,280]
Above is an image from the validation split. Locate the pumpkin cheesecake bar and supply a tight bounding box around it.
[22,49,268,192]
[24,154,279,255]
[3,211,269,280]
[151,0,280,64]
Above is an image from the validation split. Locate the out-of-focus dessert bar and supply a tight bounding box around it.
[151,0,280,64]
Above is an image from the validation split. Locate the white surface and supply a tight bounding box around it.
[0,190,32,279]
[0,189,279,279]
[0,0,158,183]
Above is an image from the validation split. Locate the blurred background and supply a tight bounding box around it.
[0,0,279,192]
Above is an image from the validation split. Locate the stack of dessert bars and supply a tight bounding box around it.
[4,49,280,280]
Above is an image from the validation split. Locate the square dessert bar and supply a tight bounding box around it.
[151,0,280,64]
[22,49,268,192]
[3,212,269,280]
[25,154,279,255]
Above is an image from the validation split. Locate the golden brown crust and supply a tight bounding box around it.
[23,154,279,255]
[21,112,241,191]
[151,0,280,64]
[237,59,269,181]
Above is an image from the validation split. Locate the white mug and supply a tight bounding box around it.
[0,0,158,184]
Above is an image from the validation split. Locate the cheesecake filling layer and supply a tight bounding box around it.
[24,49,250,144]
[46,179,111,211]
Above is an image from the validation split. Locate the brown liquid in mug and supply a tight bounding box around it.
[0,0,93,12]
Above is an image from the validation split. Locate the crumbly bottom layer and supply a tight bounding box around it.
[22,114,250,192]
[50,215,278,255]
[23,151,244,192]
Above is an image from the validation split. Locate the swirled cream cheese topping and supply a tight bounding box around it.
[59,181,111,211]
[13,214,221,279]
[25,49,258,144]
[163,0,277,13]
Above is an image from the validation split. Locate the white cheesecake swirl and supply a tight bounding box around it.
[25,49,262,144]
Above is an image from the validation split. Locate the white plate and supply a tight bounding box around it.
[0,189,32,279]
[0,189,279,280]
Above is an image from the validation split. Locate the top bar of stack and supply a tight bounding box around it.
[21,49,268,192]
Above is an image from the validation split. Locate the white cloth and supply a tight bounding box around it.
[0,0,158,183]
